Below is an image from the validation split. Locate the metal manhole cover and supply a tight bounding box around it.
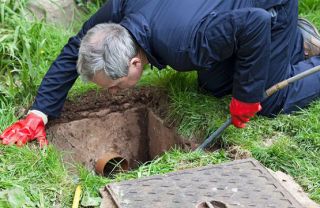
[105,159,303,208]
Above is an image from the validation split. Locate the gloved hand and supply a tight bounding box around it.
[0,113,48,147]
[229,97,262,128]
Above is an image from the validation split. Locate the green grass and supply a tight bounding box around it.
[0,0,320,207]
[0,145,73,207]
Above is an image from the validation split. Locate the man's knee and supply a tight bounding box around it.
[197,70,232,97]
[244,8,271,27]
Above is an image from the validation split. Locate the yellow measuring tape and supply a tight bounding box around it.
[72,185,82,208]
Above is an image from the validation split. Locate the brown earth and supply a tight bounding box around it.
[46,87,199,173]
[48,87,165,124]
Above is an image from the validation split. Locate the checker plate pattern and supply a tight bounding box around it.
[106,159,303,208]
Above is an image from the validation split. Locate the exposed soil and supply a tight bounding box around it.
[46,87,199,173]
[226,145,252,160]
[49,87,167,125]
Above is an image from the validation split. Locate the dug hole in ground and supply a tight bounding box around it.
[46,87,319,208]
[46,87,199,176]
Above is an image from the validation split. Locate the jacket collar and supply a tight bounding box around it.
[120,13,165,69]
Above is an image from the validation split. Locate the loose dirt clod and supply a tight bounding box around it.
[47,88,198,172]
[227,145,252,160]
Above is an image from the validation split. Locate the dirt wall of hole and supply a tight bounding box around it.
[47,106,197,171]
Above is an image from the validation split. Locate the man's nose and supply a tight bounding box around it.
[108,87,119,95]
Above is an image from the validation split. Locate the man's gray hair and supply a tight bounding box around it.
[77,23,138,81]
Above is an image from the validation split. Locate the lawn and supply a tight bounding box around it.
[0,0,320,207]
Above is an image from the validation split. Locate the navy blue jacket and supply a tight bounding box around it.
[32,0,287,118]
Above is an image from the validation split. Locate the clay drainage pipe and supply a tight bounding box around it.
[95,153,129,177]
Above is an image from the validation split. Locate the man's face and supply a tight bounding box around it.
[91,71,134,94]
[91,57,144,94]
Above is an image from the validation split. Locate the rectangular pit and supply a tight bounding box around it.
[47,107,191,173]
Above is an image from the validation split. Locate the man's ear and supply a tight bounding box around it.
[129,57,143,77]
[130,57,142,68]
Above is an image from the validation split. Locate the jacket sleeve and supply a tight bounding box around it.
[31,0,124,118]
[200,8,272,102]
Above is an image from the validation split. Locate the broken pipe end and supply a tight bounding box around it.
[95,153,129,177]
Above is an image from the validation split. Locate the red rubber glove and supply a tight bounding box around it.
[0,113,48,147]
[229,97,262,128]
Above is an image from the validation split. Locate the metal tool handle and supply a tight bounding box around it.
[196,118,232,151]
[196,65,320,151]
